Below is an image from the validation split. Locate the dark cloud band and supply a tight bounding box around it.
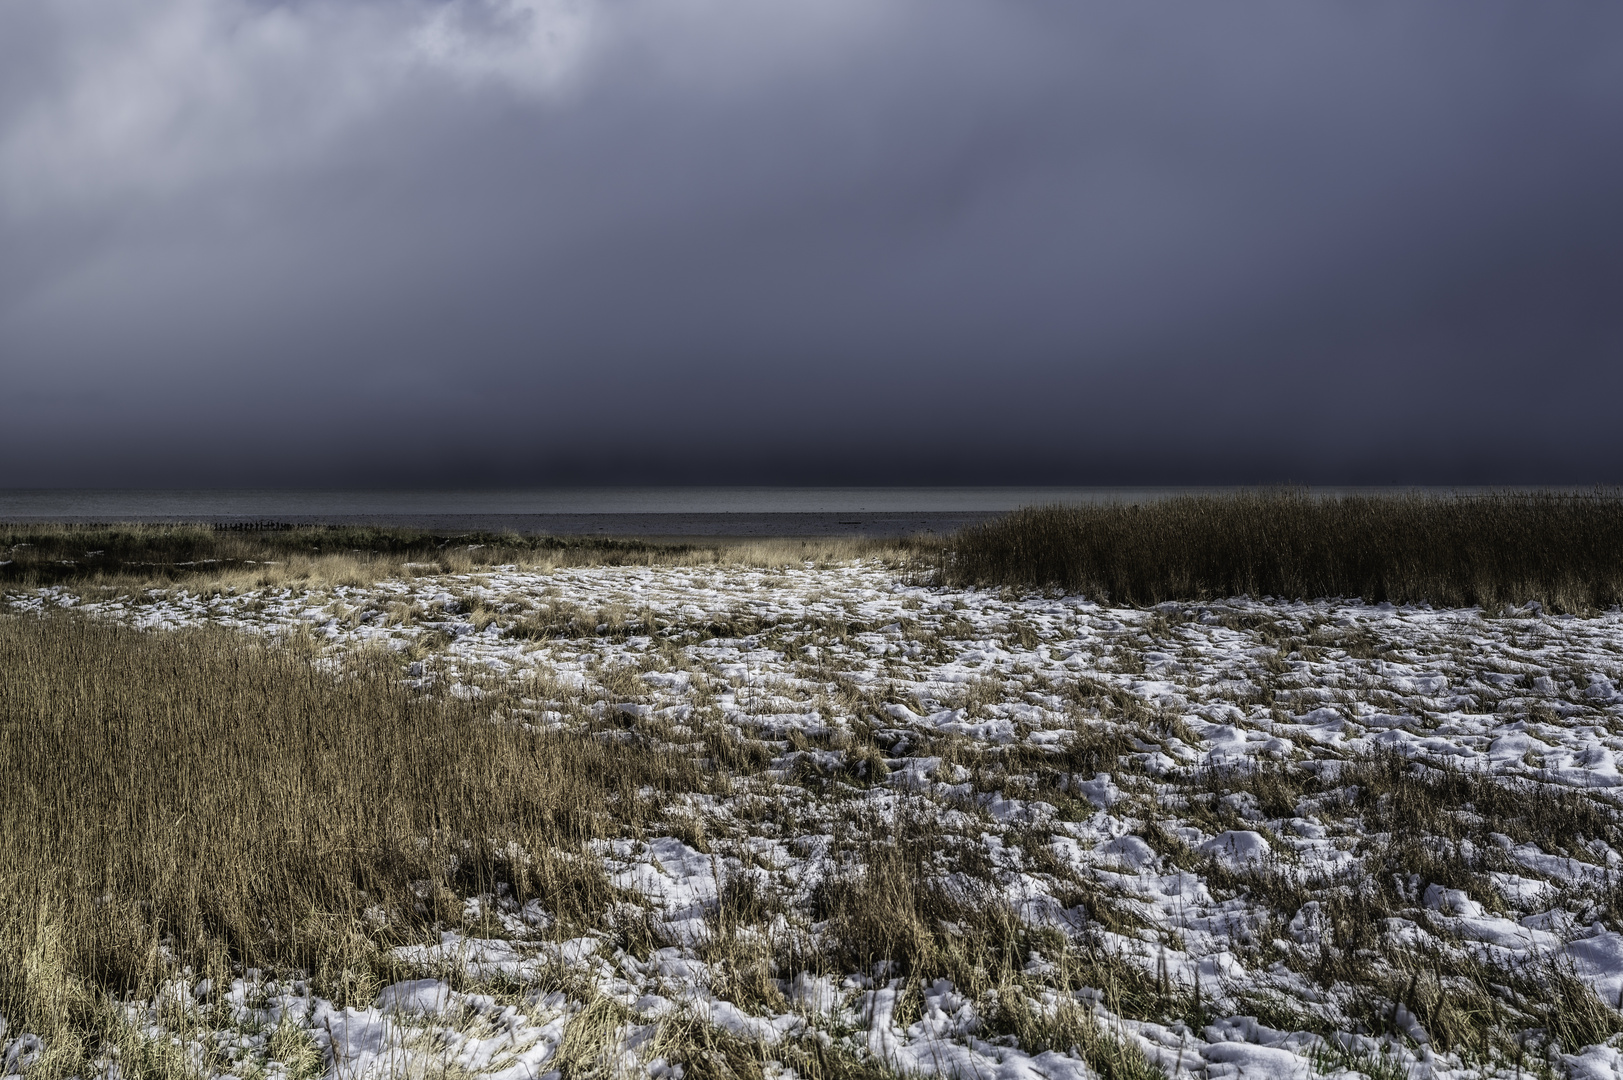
[3,0,1621,485]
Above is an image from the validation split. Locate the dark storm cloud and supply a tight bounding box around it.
[2,0,1621,486]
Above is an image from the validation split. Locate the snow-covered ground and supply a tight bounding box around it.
[8,559,1623,1080]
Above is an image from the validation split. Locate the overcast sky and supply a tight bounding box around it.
[2,0,1621,487]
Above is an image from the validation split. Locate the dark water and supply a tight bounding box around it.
[0,486,1530,537]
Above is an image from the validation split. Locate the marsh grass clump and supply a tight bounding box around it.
[983,975,1164,1080]
[0,524,915,591]
[0,612,709,1059]
[0,523,649,588]
[942,490,1623,611]
[804,809,1184,1065]
[556,993,637,1080]
[810,817,1025,985]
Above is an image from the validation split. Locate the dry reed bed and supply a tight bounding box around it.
[942,491,1623,611]
[12,490,1623,611]
[6,612,1108,1080]
[0,524,911,592]
[6,503,1623,1079]
[0,616,712,1071]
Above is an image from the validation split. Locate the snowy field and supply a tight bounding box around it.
[8,556,1623,1080]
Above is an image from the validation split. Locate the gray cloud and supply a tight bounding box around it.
[3,0,1621,486]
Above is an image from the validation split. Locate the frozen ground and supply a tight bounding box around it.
[8,559,1623,1080]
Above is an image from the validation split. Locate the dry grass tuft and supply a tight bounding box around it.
[0,612,709,1066]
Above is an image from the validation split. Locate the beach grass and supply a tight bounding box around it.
[0,611,1130,1078]
[0,613,703,1067]
[938,489,1623,611]
[0,523,908,591]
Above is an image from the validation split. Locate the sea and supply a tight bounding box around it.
[0,486,1539,538]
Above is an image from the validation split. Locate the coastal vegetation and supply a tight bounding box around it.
[4,492,1623,1077]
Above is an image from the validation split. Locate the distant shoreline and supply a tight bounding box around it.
[1,485,1603,537]
[0,510,1004,538]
